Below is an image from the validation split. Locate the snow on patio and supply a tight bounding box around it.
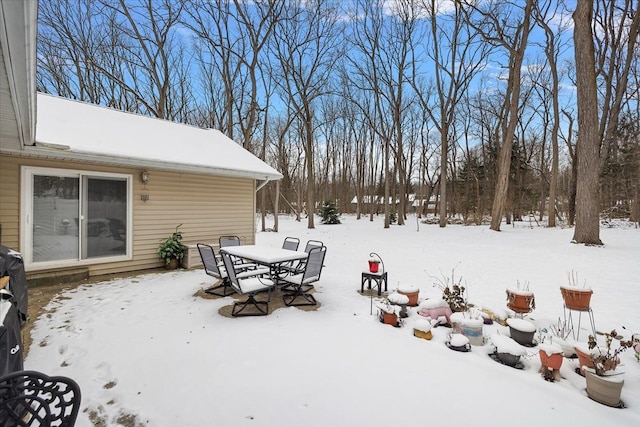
[25,215,640,426]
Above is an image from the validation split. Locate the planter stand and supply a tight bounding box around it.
[563,305,596,341]
[560,286,596,340]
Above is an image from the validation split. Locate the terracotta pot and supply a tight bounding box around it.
[398,290,419,307]
[506,289,535,314]
[584,368,624,407]
[539,350,563,370]
[574,346,619,375]
[560,286,593,311]
[381,311,398,326]
[164,258,179,270]
[368,261,380,273]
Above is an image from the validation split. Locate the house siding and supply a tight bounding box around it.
[0,154,256,277]
[0,36,24,152]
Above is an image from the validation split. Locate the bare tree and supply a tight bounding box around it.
[572,0,603,245]
[97,0,187,119]
[413,0,490,227]
[270,0,341,229]
[462,0,535,231]
[533,0,571,227]
[346,0,394,227]
[38,0,108,102]
[594,0,640,175]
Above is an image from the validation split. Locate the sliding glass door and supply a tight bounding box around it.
[24,167,131,267]
[32,175,80,262]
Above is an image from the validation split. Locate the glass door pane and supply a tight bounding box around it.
[83,177,127,259]
[32,175,79,262]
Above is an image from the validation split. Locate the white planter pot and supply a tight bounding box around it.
[584,368,624,407]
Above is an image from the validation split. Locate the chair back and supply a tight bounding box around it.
[282,237,300,251]
[0,370,81,426]
[304,239,324,254]
[197,243,224,279]
[302,246,326,283]
[219,235,241,248]
[220,252,242,293]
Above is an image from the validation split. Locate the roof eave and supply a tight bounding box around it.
[3,145,283,181]
[0,0,38,148]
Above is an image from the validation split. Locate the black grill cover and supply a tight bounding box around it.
[0,245,28,323]
[0,299,23,377]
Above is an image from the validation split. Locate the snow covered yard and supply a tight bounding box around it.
[25,215,640,426]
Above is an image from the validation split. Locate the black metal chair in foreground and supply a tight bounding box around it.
[197,243,234,297]
[280,246,327,307]
[220,252,275,317]
[0,370,81,426]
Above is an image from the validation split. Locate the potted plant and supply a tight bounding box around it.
[387,292,409,318]
[539,343,563,382]
[560,271,593,311]
[490,334,526,368]
[413,318,432,340]
[447,333,471,352]
[377,298,400,327]
[157,224,186,269]
[397,283,419,307]
[506,318,536,346]
[433,268,470,313]
[506,281,535,314]
[583,330,636,407]
[450,309,484,346]
[547,317,576,357]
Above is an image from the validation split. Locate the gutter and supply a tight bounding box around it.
[1,145,283,182]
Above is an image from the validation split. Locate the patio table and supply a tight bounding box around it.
[220,245,308,283]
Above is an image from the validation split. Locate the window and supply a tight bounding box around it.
[22,167,132,269]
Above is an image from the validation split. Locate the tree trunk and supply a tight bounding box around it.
[439,131,448,227]
[572,0,603,245]
[489,0,534,231]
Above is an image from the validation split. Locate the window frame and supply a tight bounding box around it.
[21,166,133,271]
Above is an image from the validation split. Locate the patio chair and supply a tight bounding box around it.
[282,237,300,251]
[280,239,324,280]
[219,235,241,248]
[0,370,81,426]
[197,243,234,297]
[220,252,275,317]
[281,246,326,307]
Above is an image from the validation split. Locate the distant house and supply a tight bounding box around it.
[0,2,282,280]
[350,194,437,213]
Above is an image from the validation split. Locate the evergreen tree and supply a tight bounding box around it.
[320,200,341,224]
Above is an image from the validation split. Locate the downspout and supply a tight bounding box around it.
[255,177,271,193]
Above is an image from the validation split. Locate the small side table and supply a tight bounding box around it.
[361,271,388,296]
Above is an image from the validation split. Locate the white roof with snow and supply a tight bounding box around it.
[28,93,282,181]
